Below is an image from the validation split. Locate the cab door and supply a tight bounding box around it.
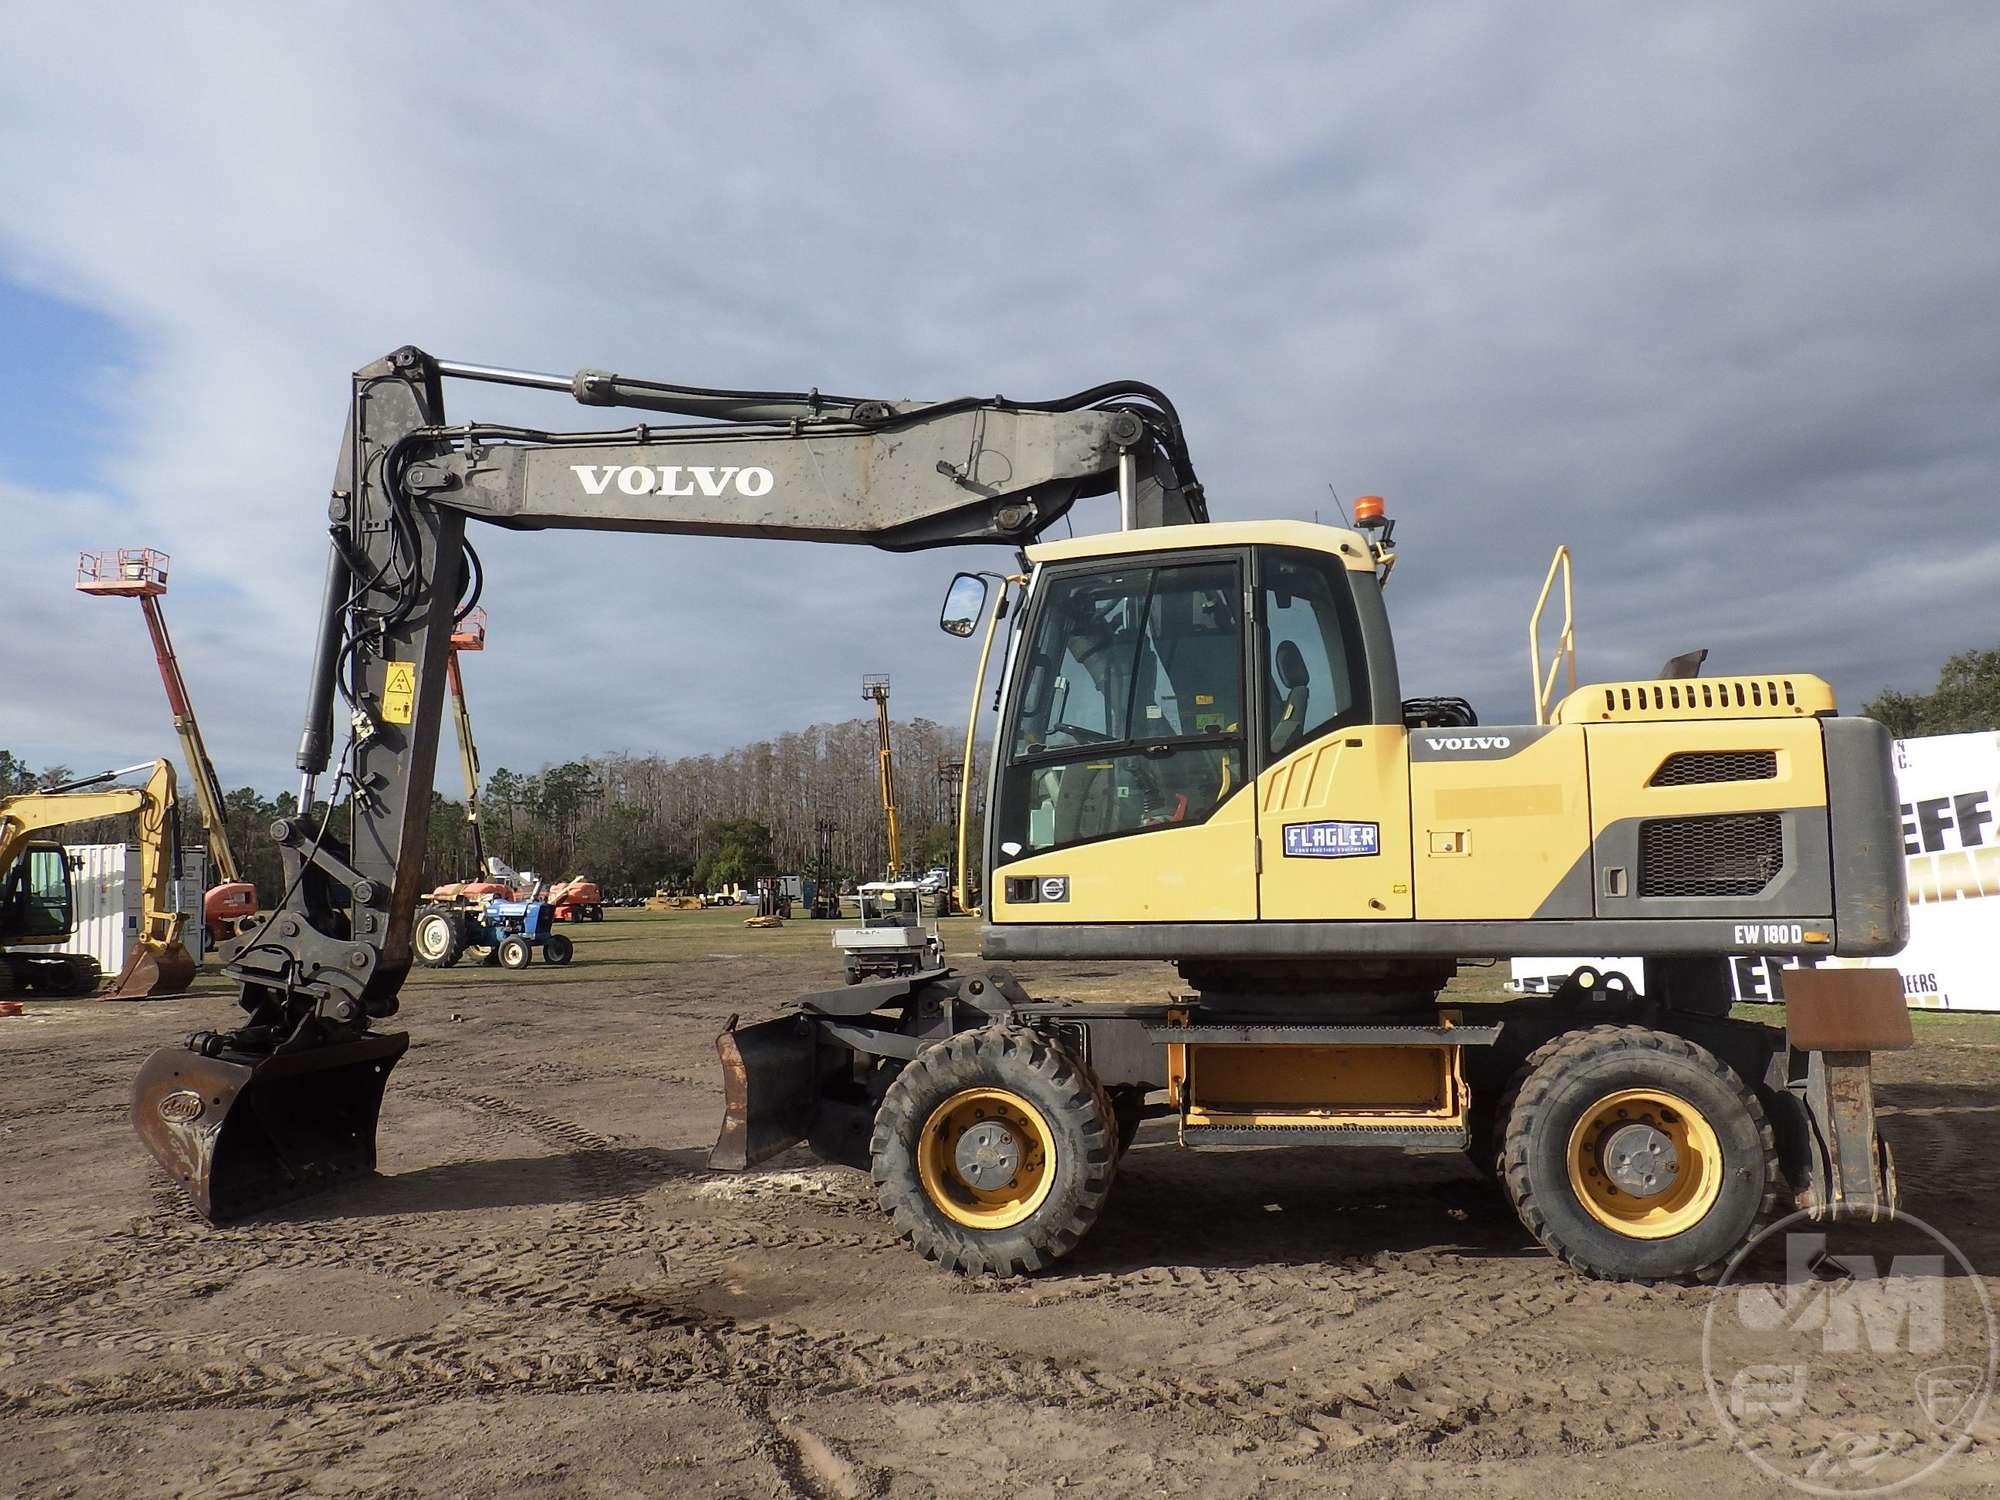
[0,842,76,944]
[1253,547,1414,920]
[989,551,1259,923]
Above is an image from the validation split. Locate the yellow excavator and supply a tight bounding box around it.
[2,759,197,999]
[131,346,1909,1285]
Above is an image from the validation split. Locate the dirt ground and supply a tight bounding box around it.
[4,909,1999,1499]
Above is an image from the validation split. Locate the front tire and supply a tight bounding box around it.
[1497,1025,1776,1281]
[498,936,533,970]
[544,933,574,965]
[413,908,463,968]
[870,1025,1116,1276]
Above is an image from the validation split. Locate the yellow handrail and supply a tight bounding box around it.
[1529,546,1577,725]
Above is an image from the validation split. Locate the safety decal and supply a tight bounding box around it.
[382,661,417,725]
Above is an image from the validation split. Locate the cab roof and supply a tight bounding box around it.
[1026,519,1377,571]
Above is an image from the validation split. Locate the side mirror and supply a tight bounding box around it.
[939,572,990,638]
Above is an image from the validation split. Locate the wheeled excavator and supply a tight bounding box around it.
[4,760,197,999]
[132,346,1910,1284]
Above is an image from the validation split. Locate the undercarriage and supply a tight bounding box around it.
[714,960,1904,1280]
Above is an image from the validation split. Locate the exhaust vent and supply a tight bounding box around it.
[1555,673,1835,723]
[1638,812,1783,898]
[1648,750,1779,787]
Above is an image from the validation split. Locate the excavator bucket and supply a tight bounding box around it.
[103,940,197,1001]
[131,1031,408,1221]
[710,1015,821,1170]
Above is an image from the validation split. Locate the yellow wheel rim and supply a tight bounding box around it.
[916,1087,1057,1230]
[1565,1087,1722,1240]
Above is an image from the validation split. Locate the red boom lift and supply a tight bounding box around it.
[77,549,259,943]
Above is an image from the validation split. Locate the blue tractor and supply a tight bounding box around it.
[412,896,574,970]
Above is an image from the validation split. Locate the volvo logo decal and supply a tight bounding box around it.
[570,464,776,499]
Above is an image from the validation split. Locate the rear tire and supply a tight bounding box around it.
[1497,1024,1776,1282]
[544,933,574,965]
[498,936,532,970]
[413,908,463,968]
[870,1025,1117,1276]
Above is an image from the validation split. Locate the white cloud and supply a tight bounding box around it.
[1,3,1995,787]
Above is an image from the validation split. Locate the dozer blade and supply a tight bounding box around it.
[103,941,197,1001]
[710,1015,819,1171]
[132,1031,409,1222]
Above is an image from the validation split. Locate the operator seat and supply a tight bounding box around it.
[1052,760,1115,845]
[1270,640,1311,757]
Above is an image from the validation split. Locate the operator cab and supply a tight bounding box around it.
[0,841,75,943]
[944,520,1406,932]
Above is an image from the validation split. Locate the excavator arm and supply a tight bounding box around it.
[103,759,199,999]
[133,344,1205,1219]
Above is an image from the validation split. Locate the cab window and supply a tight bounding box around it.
[999,559,1245,858]
[1260,548,1366,757]
[1,846,71,940]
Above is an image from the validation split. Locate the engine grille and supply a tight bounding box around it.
[1648,750,1779,787]
[1638,812,1784,897]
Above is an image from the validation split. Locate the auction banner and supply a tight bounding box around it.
[1511,729,2000,1012]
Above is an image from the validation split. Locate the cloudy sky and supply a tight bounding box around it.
[3,4,1995,793]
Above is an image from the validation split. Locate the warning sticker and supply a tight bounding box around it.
[382,661,417,724]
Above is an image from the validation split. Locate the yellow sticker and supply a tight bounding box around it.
[1195,693,1214,705]
[382,660,416,724]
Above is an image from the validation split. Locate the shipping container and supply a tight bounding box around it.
[35,843,210,977]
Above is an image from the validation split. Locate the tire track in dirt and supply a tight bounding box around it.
[5,1248,1626,1460]
[4,1190,906,1366]
[10,1075,1757,1472]
[14,1202,1602,1461]
[7,1193,1878,1476]
[6,1076,917,1439]
[183,1398,438,1500]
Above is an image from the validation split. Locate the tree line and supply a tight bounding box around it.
[9,644,1990,903]
[4,713,988,902]
[477,713,986,894]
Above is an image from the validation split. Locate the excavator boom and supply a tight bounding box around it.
[133,345,1205,1219]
